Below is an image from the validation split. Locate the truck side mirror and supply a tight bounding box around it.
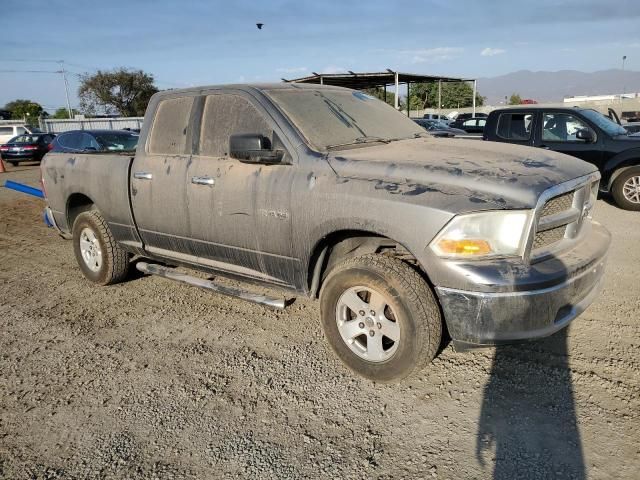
[229,134,284,164]
[576,129,595,143]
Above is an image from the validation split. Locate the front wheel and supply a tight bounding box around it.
[319,254,442,382]
[612,167,640,211]
[72,210,130,285]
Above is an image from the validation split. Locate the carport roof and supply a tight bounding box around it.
[282,70,473,89]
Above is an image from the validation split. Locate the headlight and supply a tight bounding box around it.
[430,210,532,259]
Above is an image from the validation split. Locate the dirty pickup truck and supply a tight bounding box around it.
[42,84,610,382]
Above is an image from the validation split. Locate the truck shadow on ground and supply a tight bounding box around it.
[476,328,585,479]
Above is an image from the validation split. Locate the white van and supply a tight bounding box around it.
[0,125,41,144]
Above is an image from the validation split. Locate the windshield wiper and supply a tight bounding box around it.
[326,136,391,150]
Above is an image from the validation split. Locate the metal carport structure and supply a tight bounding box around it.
[282,70,477,117]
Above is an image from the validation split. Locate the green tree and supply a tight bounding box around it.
[3,99,44,121]
[78,68,158,116]
[407,82,484,111]
[52,107,80,119]
[508,93,522,105]
[363,87,405,110]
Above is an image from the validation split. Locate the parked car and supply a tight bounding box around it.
[0,124,42,144]
[0,133,55,165]
[49,130,139,153]
[422,113,451,124]
[413,118,466,137]
[484,107,640,210]
[450,117,487,134]
[454,112,488,121]
[42,84,610,382]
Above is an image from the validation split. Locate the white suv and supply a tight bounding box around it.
[0,125,41,144]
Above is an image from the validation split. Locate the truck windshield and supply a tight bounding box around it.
[581,109,628,137]
[264,88,424,150]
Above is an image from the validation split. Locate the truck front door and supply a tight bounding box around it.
[185,92,299,288]
[537,112,603,167]
[130,95,195,256]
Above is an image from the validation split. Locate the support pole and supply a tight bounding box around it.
[394,72,399,110]
[384,84,387,102]
[407,82,410,117]
[472,79,477,117]
[59,61,73,119]
[320,76,323,86]
[438,80,442,116]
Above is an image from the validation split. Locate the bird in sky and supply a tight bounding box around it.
[256,23,264,30]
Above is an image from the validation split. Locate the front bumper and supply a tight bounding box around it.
[434,222,610,346]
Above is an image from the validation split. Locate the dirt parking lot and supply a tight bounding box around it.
[0,164,638,479]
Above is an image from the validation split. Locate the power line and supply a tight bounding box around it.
[0,69,61,74]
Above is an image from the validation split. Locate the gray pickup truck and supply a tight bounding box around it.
[42,84,610,381]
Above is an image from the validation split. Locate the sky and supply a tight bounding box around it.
[1,0,640,112]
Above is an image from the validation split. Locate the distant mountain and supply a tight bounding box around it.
[477,69,640,104]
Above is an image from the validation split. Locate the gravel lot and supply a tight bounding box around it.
[1,164,638,479]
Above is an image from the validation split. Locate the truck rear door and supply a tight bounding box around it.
[130,95,195,256]
[489,110,536,146]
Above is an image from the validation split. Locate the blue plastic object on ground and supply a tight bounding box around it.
[3,180,45,198]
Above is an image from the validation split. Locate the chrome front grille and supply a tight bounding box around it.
[530,175,600,256]
[533,225,567,249]
[540,192,574,217]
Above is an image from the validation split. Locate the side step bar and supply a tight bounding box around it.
[135,262,286,309]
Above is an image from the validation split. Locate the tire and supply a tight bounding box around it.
[611,167,640,211]
[319,254,442,382]
[9,161,18,166]
[72,210,130,285]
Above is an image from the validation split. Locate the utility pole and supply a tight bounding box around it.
[622,55,627,97]
[58,60,73,119]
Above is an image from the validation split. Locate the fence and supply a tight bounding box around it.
[41,117,144,133]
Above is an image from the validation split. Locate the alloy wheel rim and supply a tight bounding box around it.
[79,227,102,272]
[622,175,640,204]
[335,286,400,363]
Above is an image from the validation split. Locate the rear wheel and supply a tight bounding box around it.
[319,254,442,382]
[612,167,640,211]
[8,161,18,166]
[72,211,130,285]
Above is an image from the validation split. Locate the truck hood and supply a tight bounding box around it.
[327,137,598,210]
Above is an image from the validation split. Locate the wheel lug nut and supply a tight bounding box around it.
[377,322,382,329]
[359,322,365,329]
[359,310,365,316]
[369,330,375,337]
[370,310,375,316]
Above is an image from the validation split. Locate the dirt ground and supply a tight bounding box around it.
[0,164,638,479]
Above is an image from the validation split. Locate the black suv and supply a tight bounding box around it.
[484,107,640,210]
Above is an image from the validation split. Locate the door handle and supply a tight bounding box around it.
[191,176,215,186]
[539,145,551,150]
[133,172,153,180]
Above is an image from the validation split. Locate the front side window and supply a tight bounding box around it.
[542,114,592,142]
[497,113,533,140]
[15,127,26,134]
[94,132,138,151]
[199,94,272,157]
[148,97,194,155]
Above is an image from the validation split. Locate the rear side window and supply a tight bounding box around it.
[148,97,194,155]
[497,113,533,140]
[199,94,271,157]
[57,132,82,150]
[0,127,13,134]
